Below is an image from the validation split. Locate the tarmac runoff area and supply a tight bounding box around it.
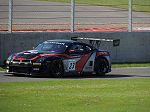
[0,67,150,82]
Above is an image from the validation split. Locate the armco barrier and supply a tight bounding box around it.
[0,32,150,65]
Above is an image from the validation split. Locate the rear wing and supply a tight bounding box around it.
[71,37,120,47]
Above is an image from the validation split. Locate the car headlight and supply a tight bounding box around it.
[6,54,16,65]
[8,54,14,60]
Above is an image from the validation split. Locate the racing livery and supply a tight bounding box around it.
[5,38,119,77]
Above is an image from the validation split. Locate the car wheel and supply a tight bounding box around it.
[95,58,108,76]
[51,59,64,77]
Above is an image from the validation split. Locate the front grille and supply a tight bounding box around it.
[12,59,32,63]
[10,60,33,74]
[22,60,31,63]
[11,59,32,67]
[11,66,32,74]
[13,59,20,62]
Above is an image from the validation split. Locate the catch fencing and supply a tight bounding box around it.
[0,0,150,32]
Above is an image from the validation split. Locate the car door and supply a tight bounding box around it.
[63,43,96,73]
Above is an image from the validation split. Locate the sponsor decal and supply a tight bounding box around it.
[33,63,41,65]
[44,41,66,45]
[33,68,40,71]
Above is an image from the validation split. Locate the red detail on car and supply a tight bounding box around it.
[13,52,24,59]
[96,52,108,58]
[13,53,70,61]
[17,58,27,60]
[29,53,70,60]
[29,56,40,60]
[40,53,70,58]
[75,53,92,72]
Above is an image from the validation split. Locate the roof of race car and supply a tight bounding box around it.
[45,40,82,44]
[44,40,95,49]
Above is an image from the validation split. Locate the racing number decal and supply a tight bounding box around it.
[68,62,76,71]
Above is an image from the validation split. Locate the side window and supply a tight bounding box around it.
[69,44,84,54]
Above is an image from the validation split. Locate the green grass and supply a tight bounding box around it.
[112,63,150,68]
[0,67,4,71]
[0,78,150,112]
[40,0,150,12]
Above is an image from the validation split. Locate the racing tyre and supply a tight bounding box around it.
[95,58,108,76]
[51,59,64,78]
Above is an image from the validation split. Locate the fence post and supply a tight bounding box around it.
[128,0,132,32]
[9,0,13,33]
[71,0,75,32]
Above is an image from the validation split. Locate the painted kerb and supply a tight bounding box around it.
[0,32,150,65]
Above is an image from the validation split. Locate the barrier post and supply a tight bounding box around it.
[9,0,13,33]
[128,0,132,32]
[71,0,75,32]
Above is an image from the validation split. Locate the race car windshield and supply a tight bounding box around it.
[34,42,68,52]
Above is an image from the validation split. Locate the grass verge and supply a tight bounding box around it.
[0,78,150,112]
[40,0,150,12]
[112,63,150,68]
[0,67,4,71]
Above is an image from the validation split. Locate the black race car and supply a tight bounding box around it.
[5,37,120,77]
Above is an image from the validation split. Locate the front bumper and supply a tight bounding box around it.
[6,61,47,76]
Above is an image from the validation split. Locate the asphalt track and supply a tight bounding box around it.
[0,0,150,24]
[1,0,150,31]
[0,67,150,82]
